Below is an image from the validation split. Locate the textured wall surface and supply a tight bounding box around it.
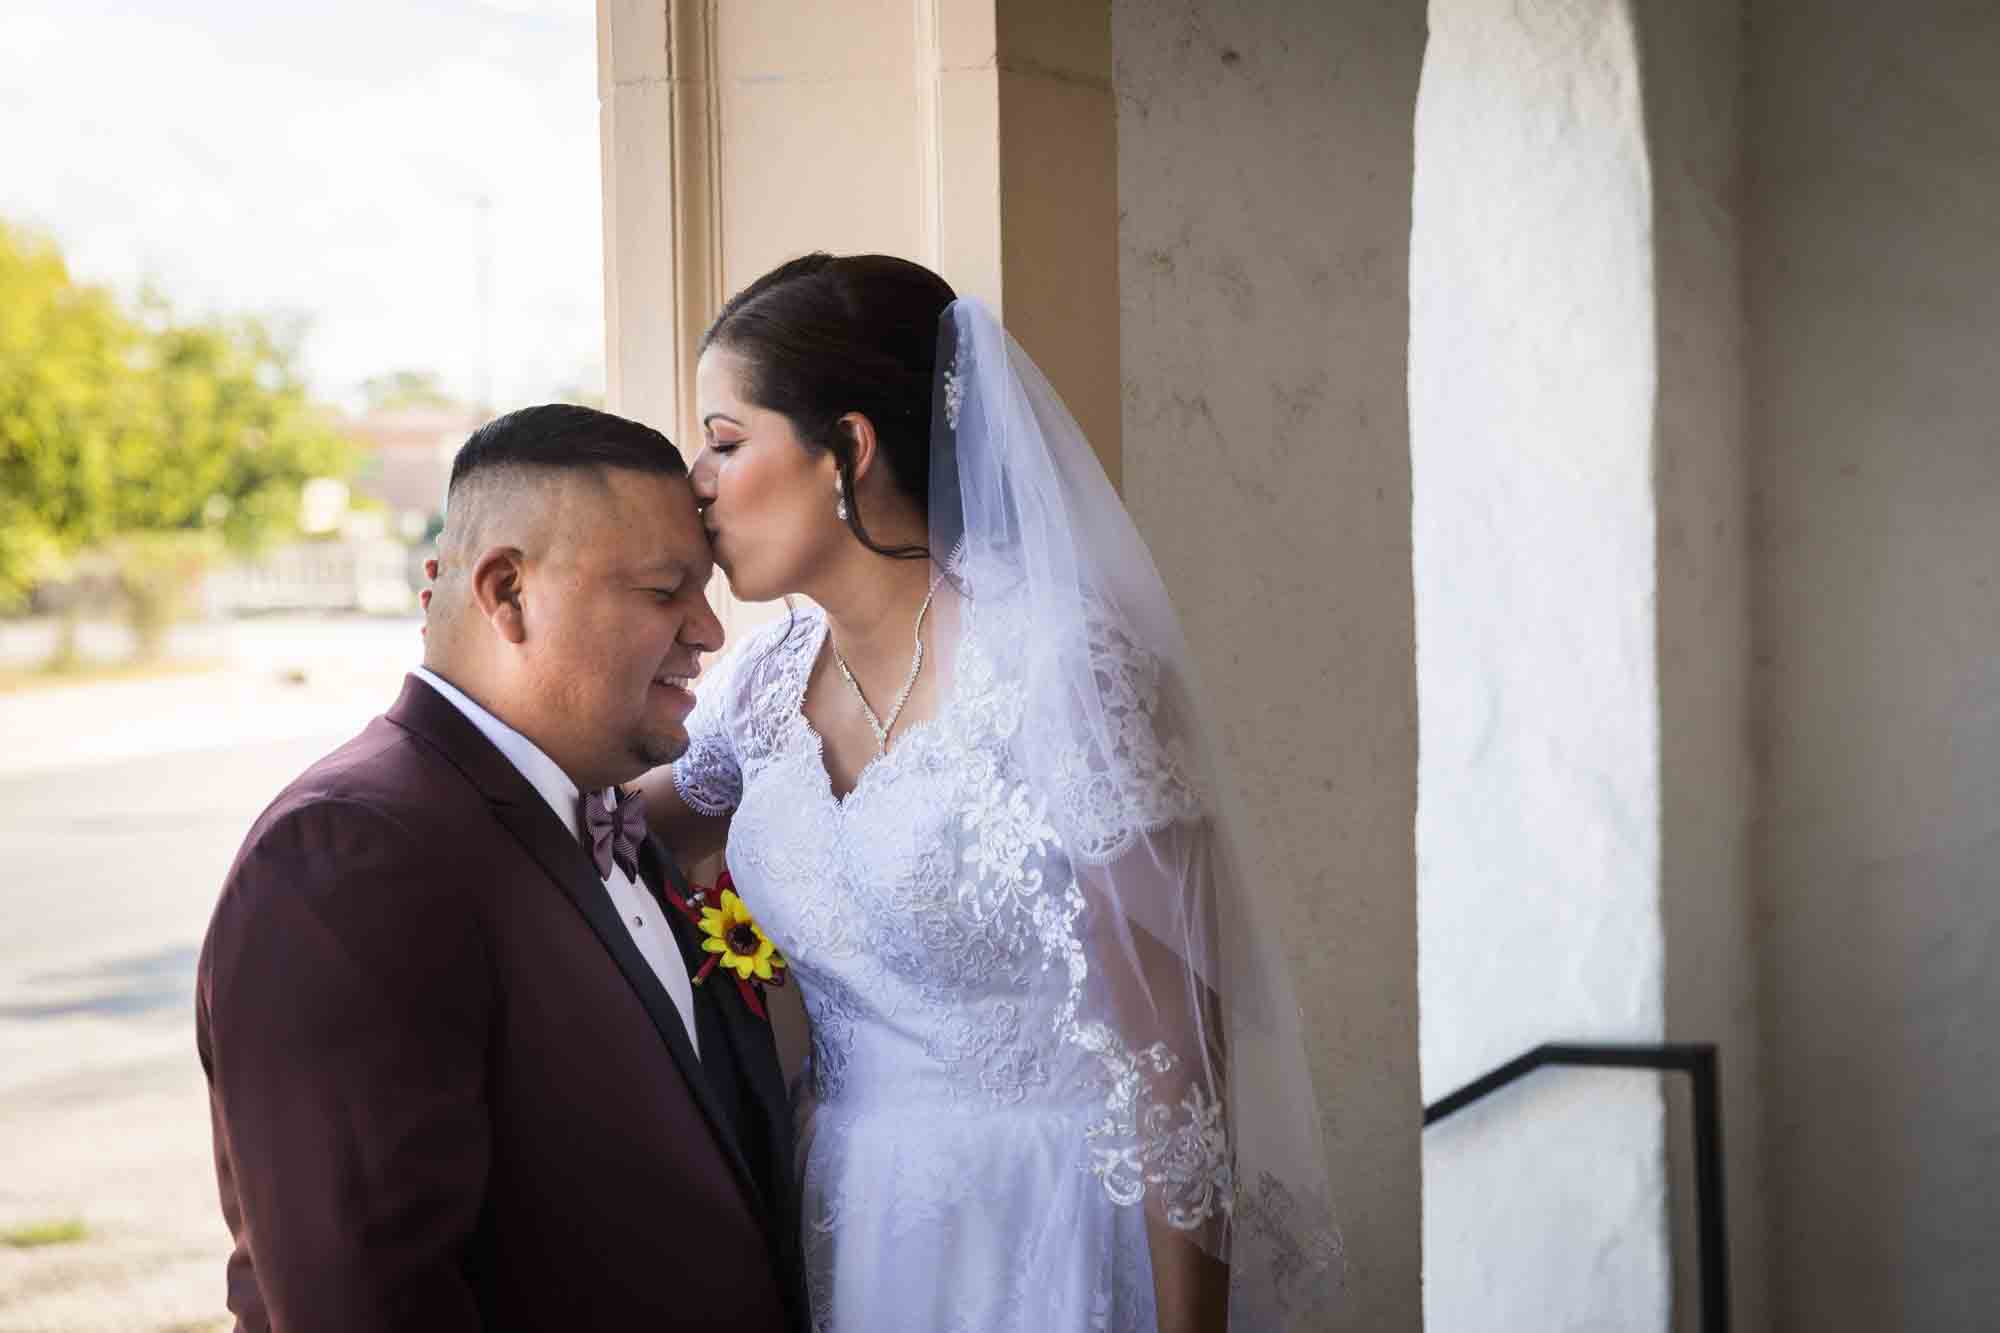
[1630,3,1767,1329]
[1747,3,2000,1328]
[1113,1,1426,1328]
[1411,2,1668,1329]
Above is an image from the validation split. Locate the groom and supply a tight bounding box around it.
[196,405,801,1331]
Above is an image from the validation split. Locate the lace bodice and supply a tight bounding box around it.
[676,579,1208,1112]
[672,579,1259,1331]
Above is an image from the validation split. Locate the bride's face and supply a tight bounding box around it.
[690,346,841,603]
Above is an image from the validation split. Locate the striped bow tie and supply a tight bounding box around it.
[580,786,646,881]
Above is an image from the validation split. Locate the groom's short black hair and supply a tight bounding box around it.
[448,403,686,495]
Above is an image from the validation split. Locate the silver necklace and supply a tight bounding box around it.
[830,572,944,754]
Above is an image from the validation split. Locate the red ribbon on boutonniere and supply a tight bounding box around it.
[660,870,787,1020]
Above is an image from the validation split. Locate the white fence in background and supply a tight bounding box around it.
[204,538,416,615]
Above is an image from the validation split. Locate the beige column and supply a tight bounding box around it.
[598,0,718,449]
[1115,4,1424,1328]
[600,0,1119,650]
[599,0,1119,483]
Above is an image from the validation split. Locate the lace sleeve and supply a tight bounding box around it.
[1013,611,1234,1238]
[672,641,746,816]
[1042,611,1339,1315]
[1046,614,1207,866]
[939,293,1340,1322]
[1063,788,1342,1319]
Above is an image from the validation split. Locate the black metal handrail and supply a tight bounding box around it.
[1423,1042,1729,1333]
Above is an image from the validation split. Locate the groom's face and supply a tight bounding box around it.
[514,467,723,789]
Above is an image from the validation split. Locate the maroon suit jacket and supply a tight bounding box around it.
[196,675,802,1332]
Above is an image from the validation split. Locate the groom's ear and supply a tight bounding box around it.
[469,546,529,645]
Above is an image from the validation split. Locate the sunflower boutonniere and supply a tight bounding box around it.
[666,870,787,1019]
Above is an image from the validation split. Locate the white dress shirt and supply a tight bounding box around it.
[414,667,698,1058]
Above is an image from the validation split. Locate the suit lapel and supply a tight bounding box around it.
[486,799,764,1215]
[383,676,764,1223]
[646,842,800,1308]
[650,845,792,1161]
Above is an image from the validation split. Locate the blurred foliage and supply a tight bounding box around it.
[0,1217,88,1248]
[359,367,460,413]
[0,220,354,610]
[99,530,226,660]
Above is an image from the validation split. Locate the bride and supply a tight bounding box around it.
[637,253,1338,1332]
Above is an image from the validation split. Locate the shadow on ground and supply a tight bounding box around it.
[0,944,200,1021]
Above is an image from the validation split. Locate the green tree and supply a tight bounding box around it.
[0,221,354,620]
[358,368,459,413]
[127,303,352,549]
[0,222,141,604]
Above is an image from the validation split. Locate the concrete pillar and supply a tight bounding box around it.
[1630,4,1767,1329]
[598,0,1117,479]
[1746,2,2000,1327]
[598,0,1119,640]
[1411,2,1668,1328]
[1116,2,1425,1328]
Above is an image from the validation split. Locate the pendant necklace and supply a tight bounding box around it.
[830,572,945,754]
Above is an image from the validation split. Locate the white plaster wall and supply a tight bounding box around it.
[1747,3,2000,1327]
[1411,2,1668,1328]
[1113,1,1426,1328]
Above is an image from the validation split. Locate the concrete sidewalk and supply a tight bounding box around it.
[0,617,423,1328]
[0,616,420,779]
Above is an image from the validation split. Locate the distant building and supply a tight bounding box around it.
[196,407,481,616]
[341,406,484,541]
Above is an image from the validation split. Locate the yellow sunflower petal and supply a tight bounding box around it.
[731,954,756,980]
[753,955,774,981]
[701,937,727,953]
[719,889,744,916]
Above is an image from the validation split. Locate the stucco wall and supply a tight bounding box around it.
[1746,2,2000,1328]
[1411,2,1668,1328]
[1629,3,1766,1329]
[1113,2,1426,1328]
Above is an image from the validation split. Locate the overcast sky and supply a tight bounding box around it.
[0,0,603,411]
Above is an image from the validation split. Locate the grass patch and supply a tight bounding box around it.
[0,658,221,694]
[1,1216,88,1248]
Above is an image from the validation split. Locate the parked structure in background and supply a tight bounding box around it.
[200,405,479,617]
[201,536,414,616]
[343,405,484,542]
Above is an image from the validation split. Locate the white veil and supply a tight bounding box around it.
[930,297,1341,1325]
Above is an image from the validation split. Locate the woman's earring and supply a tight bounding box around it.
[835,477,848,522]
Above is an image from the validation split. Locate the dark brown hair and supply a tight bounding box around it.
[449,403,685,494]
[700,253,956,561]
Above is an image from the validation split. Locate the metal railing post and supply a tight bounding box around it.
[1423,1042,1730,1333]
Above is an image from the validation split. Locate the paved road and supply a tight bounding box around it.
[0,651,401,1331]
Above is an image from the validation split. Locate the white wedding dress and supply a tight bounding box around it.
[675,567,1199,1332]
[673,296,1337,1332]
